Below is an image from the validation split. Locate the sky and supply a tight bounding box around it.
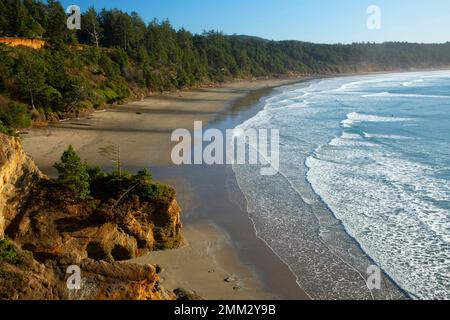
[60,0,450,44]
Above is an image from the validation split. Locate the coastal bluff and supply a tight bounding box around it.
[0,133,183,300]
[0,37,46,49]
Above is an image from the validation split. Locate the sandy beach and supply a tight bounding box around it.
[23,79,300,174]
[22,77,309,300]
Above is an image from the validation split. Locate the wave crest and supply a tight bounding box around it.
[363,92,449,99]
[341,112,411,128]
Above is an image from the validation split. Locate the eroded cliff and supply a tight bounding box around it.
[0,134,43,239]
[0,133,183,300]
[0,37,47,49]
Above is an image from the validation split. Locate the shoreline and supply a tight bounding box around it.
[28,67,450,131]
[138,80,314,299]
[229,73,415,299]
[22,77,310,300]
[21,70,435,299]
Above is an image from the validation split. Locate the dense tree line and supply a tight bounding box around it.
[0,0,70,41]
[1,0,450,133]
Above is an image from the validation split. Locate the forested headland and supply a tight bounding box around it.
[1,0,450,134]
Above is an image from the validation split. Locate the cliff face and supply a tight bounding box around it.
[0,242,175,300]
[0,37,46,49]
[7,182,183,264]
[0,134,43,239]
[0,133,182,300]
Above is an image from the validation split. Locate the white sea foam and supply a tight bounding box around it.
[362,132,410,140]
[335,78,393,92]
[341,112,411,128]
[402,79,425,87]
[363,92,450,99]
[233,71,450,300]
[306,133,450,299]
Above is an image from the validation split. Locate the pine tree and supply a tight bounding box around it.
[44,0,68,42]
[0,1,8,36]
[54,145,90,200]
[14,51,47,110]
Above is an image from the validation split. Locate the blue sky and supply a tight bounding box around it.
[60,0,450,43]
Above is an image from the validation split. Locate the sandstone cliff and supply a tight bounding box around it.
[0,134,43,239]
[0,241,175,300]
[0,133,183,300]
[0,37,46,49]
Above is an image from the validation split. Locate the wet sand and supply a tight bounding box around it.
[22,78,309,300]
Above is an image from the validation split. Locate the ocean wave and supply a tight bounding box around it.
[334,77,401,92]
[264,91,313,110]
[363,92,450,99]
[362,132,410,140]
[341,112,411,128]
[402,79,425,87]
[306,138,450,299]
[233,71,450,300]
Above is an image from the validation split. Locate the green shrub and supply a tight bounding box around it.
[0,120,13,135]
[98,52,119,77]
[0,239,20,265]
[89,167,174,204]
[42,87,63,107]
[90,90,107,108]
[134,169,153,183]
[141,182,175,204]
[101,88,119,104]
[87,166,107,181]
[0,102,31,129]
[54,145,91,200]
[101,78,130,103]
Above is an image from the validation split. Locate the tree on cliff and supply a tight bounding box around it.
[44,0,69,42]
[82,7,103,48]
[13,51,47,110]
[54,145,90,200]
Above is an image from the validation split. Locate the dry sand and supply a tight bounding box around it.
[22,77,308,300]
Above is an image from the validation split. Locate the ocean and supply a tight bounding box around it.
[232,70,450,300]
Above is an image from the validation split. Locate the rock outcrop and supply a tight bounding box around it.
[7,181,183,264]
[0,242,175,300]
[0,133,183,300]
[0,134,43,239]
